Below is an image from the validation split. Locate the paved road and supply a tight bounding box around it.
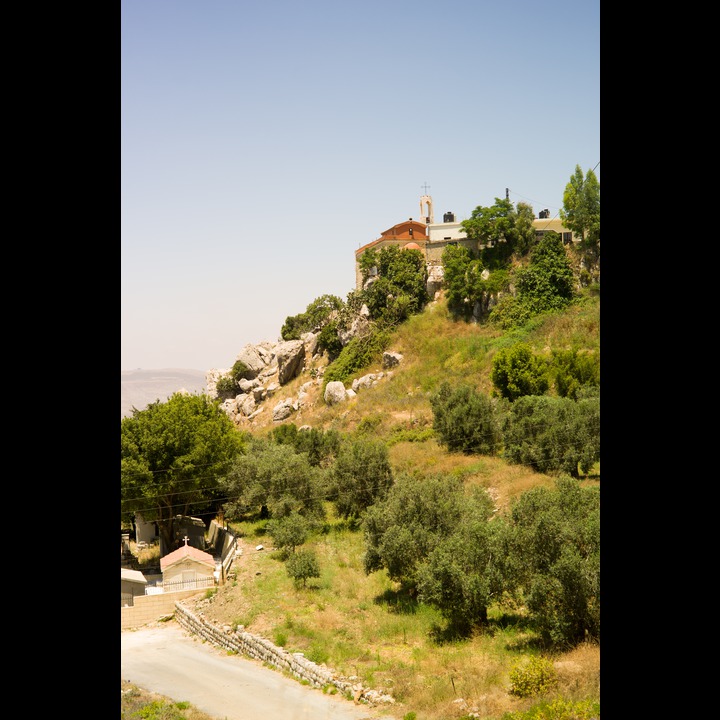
[121,622,388,720]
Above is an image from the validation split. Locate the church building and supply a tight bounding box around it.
[354,192,579,296]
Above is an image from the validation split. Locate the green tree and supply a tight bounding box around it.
[281,294,344,341]
[515,232,576,315]
[286,548,321,588]
[506,476,600,648]
[316,319,344,360]
[267,511,309,556]
[415,488,506,634]
[269,423,342,468]
[441,244,478,320]
[502,394,600,478]
[362,473,466,592]
[513,201,539,256]
[330,437,394,519]
[361,246,429,328]
[461,197,535,269]
[121,392,244,553]
[551,348,600,400]
[491,343,550,401]
[221,437,327,521]
[560,165,600,245]
[430,381,503,455]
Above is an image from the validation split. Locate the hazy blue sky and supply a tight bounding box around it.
[121,0,600,372]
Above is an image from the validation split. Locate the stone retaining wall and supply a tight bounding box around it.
[174,600,395,708]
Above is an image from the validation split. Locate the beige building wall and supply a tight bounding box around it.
[120,588,208,630]
[163,557,215,585]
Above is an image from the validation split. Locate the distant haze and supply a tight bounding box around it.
[121,369,208,419]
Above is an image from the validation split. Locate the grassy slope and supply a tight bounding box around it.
[128,293,601,720]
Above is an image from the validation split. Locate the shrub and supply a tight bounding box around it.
[500,697,600,720]
[491,343,550,401]
[508,656,558,698]
[230,360,253,382]
[550,348,599,400]
[286,548,321,587]
[323,329,391,387]
[215,375,238,400]
[430,381,503,455]
[488,294,534,330]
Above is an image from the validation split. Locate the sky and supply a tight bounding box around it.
[121,0,600,372]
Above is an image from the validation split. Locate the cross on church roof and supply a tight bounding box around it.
[421,182,431,194]
[183,535,190,546]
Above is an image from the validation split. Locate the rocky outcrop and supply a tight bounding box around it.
[205,322,403,426]
[275,340,305,385]
[235,343,270,378]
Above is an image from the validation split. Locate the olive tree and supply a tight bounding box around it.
[330,437,394,520]
[505,476,600,648]
[362,473,466,592]
[430,381,504,455]
[502,393,599,478]
[415,488,507,634]
[221,437,327,521]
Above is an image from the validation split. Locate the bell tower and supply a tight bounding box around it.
[420,183,433,224]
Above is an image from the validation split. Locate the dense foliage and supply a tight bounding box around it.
[321,327,392,388]
[269,423,341,468]
[430,381,504,454]
[358,245,430,328]
[220,437,327,521]
[560,164,600,246]
[514,232,576,313]
[362,473,468,591]
[460,197,537,269]
[281,294,344,341]
[120,392,244,551]
[415,487,506,633]
[489,232,576,330]
[505,476,600,647]
[502,393,600,478]
[329,437,394,519]
[491,343,550,401]
[550,348,600,400]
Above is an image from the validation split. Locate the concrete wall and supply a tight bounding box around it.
[120,588,208,630]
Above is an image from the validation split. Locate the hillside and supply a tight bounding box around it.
[173,292,601,720]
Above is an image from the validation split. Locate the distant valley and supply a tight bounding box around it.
[121,368,208,419]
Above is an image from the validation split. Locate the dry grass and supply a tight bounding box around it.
[187,471,600,720]
[121,680,216,720]
[144,295,601,719]
[130,540,161,566]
